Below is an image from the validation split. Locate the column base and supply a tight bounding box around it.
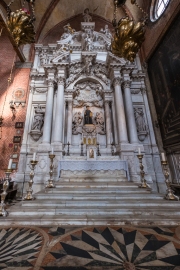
[51,142,63,152]
[38,143,51,152]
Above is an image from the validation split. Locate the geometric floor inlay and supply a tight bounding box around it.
[0,226,180,269]
[0,228,42,269]
[43,227,180,269]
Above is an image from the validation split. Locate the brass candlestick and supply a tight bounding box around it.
[0,169,12,217]
[23,160,38,200]
[137,154,151,189]
[161,160,179,201]
[46,154,55,188]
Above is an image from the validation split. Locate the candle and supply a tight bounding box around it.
[138,148,141,155]
[8,159,12,169]
[51,147,54,155]
[161,152,166,161]
[33,152,36,161]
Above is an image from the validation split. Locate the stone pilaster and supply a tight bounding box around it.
[67,95,73,144]
[104,100,111,147]
[32,45,42,72]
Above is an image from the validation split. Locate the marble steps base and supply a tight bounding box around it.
[23,194,162,202]
[2,180,180,226]
[8,209,180,218]
[58,177,128,182]
[2,214,180,226]
[35,188,150,195]
[11,198,179,211]
[54,183,140,188]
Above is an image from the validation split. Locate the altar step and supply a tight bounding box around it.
[1,181,180,226]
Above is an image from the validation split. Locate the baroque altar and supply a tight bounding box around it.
[16,14,165,194]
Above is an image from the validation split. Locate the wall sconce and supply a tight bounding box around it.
[9,101,16,121]
[0,116,3,127]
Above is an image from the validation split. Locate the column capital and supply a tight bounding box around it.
[121,67,133,75]
[104,100,111,105]
[30,85,36,94]
[47,78,54,87]
[34,44,43,53]
[45,67,56,77]
[113,77,122,87]
[57,76,65,86]
[122,80,131,89]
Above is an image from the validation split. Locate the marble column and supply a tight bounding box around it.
[104,100,111,146]
[113,78,128,143]
[42,79,54,143]
[67,98,73,144]
[53,77,65,143]
[123,80,139,144]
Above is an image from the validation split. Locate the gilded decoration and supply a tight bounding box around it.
[7,9,35,46]
[112,17,145,62]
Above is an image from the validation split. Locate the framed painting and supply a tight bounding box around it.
[13,136,21,143]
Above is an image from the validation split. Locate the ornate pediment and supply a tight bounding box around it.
[52,51,70,63]
[55,22,111,55]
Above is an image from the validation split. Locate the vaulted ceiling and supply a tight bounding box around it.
[1,0,149,42]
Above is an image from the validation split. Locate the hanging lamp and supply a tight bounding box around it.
[111,0,148,62]
[6,0,36,46]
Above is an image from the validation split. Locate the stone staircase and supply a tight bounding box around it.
[1,176,180,226]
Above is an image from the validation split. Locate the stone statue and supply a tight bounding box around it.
[95,112,104,126]
[85,31,94,51]
[100,25,112,39]
[39,50,47,65]
[89,148,94,158]
[134,108,147,132]
[94,65,108,84]
[61,23,75,40]
[83,8,92,22]
[84,106,93,124]
[72,112,83,134]
[95,111,105,134]
[84,56,93,76]
[32,105,44,131]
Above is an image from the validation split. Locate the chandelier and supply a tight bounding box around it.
[6,0,36,46]
[111,0,148,62]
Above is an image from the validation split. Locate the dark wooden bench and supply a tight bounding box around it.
[170,184,180,196]
[0,181,17,202]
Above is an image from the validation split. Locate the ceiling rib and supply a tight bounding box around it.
[35,0,60,42]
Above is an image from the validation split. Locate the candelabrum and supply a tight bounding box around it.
[137,154,151,189]
[67,142,70,156]
[80,142,84,156]
[111,143,115,156]
[0,169,12,217]
[23,160,38,200]
[97,143,101,156]
[46,154,56,188]
[161,160,179,201]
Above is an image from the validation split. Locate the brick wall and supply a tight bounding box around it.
[0,31,31,177]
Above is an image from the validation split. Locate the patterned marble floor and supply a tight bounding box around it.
[0,225,180,269]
